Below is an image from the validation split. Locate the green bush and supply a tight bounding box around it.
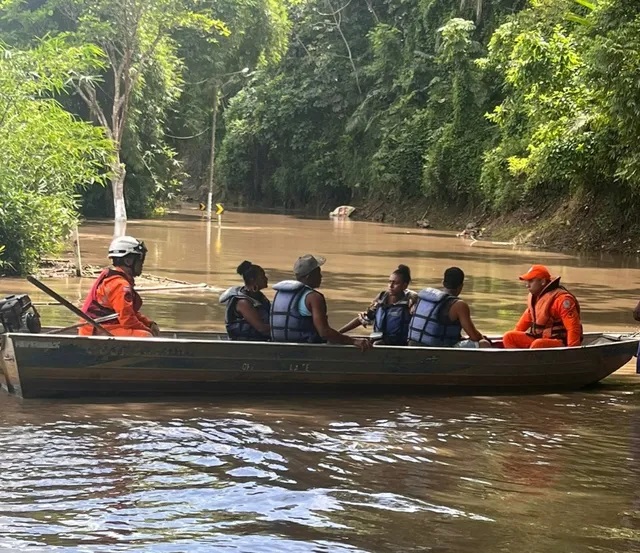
[0,38,113,275]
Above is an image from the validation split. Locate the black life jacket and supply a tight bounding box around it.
[373,290,412,345]
[219,286,271,341]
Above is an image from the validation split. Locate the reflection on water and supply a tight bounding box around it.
[1,391,640,552]
[1,211,640,551]
[1,210,640,334]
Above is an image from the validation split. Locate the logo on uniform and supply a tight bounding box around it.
[562,299,572,309]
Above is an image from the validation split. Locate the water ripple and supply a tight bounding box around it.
[0,391,639,552]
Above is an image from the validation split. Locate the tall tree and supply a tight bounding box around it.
[65,0,227,222]
[1,0,228,223]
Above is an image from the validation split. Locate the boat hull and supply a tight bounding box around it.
[1,331,637,398]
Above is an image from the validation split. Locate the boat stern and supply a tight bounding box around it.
[0,334,22,397]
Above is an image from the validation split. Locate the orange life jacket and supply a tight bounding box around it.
[527,278,581,344]
[81,267,142,323]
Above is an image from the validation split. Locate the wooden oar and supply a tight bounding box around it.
[26,275,113,336]
[46,313,119,335]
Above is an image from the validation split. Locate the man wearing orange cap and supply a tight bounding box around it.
[502,265,582,349]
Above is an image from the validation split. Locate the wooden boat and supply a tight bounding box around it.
[0,330,637,398]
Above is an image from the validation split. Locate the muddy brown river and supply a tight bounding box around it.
[1,211,639,551]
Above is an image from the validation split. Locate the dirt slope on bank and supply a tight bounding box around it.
[354,194,640,255]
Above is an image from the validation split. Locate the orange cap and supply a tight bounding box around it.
[519,264,551,281]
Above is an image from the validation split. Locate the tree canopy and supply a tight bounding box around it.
[2,0,640,273]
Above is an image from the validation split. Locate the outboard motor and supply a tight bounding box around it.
[0,294,41,334]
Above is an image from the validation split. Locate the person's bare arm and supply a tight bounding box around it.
[408,292,419,315]
[450,301,484,342]
[338,317,362,334]
[235,299,270,336]
[633,300,640,322]
[340,295,379,333]
[307,292,371,351]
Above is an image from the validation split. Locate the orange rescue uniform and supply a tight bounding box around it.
[503,277,582,349]
[78,267,154,337]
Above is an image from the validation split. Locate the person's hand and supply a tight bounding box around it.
[357,311,370,327]
[351,337,372,352]
[149,322,160,337]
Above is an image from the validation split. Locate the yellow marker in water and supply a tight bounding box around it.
[215,203,224,215]
[215,225,222,254]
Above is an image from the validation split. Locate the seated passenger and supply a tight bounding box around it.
[408,267,490,348]
[219,260,270,341]
[270,254,371,351]
[503,265,582,349]
[339,264,417,345]
[78,235,159,337]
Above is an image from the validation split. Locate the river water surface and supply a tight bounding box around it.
[1,211,640,552]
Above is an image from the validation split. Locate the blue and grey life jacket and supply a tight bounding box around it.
[373,291,412,345]
[408,288,462,347]
[219,286,271,341]
[270,280,324,343]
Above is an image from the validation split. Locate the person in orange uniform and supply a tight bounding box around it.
[78,236,159,337]
[502,265,582,349]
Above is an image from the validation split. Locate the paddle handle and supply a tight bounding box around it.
[27,275,113,336]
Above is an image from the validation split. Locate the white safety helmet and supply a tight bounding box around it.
[108,236,147,259]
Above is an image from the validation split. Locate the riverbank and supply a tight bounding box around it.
[354,193,640,255]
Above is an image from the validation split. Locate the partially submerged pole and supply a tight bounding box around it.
[206,85,220,221]
[72,225,82,277]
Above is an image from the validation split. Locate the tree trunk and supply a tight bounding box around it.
[111,158,127,224]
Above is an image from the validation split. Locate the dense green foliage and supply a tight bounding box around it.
[217,0,640,233]
[2,0,640,274]
[0,0,287,273]
[0,37,113,274]
[169,0,289,201]
[218,0,527,208]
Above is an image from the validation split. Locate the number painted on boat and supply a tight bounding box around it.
[241,362,254,371]
[289,363,310,372]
